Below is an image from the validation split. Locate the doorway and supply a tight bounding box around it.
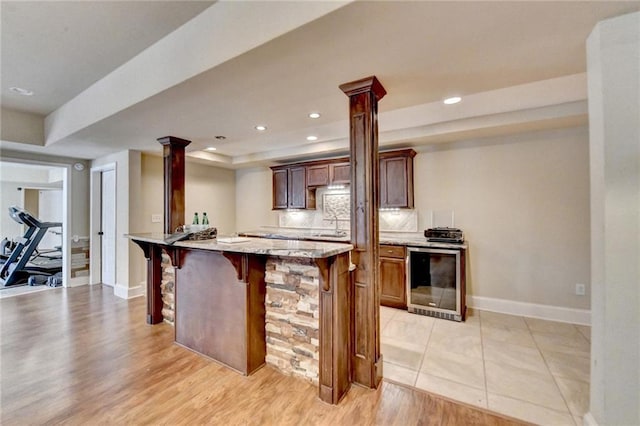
[0,161,69,296]
[90,165,116,287]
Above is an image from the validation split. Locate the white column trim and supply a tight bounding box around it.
[114,283,144,300]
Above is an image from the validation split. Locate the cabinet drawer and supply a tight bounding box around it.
[380,245,406,259]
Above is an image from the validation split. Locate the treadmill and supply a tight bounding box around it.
[0,206,62,287]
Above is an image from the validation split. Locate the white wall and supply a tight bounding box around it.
[413,127,591,311]
[140,154,237,235]
[0,151,89,240]
[0,163,64,241]
[587,11,639,425]
[235,166,278,231]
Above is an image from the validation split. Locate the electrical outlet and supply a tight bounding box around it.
[151,214,162,223]
[575,283,586,296]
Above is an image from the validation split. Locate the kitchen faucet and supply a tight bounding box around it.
[329,210,346,236]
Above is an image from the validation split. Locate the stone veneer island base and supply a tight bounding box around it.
[129,234,353,405]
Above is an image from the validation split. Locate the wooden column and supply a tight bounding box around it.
[157,136,191,234]
[340,76,386,388]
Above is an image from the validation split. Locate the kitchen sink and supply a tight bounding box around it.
[311,231,348,238]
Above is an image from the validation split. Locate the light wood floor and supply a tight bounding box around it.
[0,285,528,425]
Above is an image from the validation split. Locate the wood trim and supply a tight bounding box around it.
[157,136,191,234]
[174,248,266,375]
[341,75,385,389]
[316,252,352,404]
[131,240,163,324]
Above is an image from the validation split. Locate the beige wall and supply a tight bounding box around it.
[413,127,591,310]
[140,154,237,235]
[235,127,591,311]
[235,167,278,231]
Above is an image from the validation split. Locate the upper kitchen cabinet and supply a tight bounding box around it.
[306,164,329,187]
[307,160,350,187]
[330,162,350,185]
[379,149,416,209]
[271,165,316,210]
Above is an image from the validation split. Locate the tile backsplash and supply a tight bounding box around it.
[278,187,418,232]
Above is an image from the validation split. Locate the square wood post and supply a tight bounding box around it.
[340,76,386,388]
[157,136,191,234]
[139,136,190,324]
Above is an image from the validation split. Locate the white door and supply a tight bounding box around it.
[100,170,116,286]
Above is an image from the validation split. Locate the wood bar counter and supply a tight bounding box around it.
[129,234,353,404]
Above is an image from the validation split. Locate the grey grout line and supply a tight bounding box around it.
[525,313,576,418]
[478,310,490,409]
[413,316,436,386]
[384,307,589,421]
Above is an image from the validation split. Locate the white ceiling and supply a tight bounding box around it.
[1,1,638,168]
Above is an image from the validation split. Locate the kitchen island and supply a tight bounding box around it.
[129,233,353,404]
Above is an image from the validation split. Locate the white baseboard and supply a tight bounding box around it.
[114,283,145,300]
[583,412,597,426]
[467,295,591,325]
[67,276,89,287]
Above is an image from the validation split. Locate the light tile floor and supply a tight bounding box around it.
[381,306,591,426]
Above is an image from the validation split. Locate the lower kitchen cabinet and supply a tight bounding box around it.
[380,245,407,309]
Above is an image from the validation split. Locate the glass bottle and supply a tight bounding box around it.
[192,212,199,225]
[202,212,209,225]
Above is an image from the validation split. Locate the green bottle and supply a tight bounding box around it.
[192,212,199,225]
[202,212,209,225]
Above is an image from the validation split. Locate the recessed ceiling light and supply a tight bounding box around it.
[443,96,462,105]
[308,112,321,119]
[205,147,217,151]
[306,136,318,141]
[9,86,34,96]
[255,125,267,131]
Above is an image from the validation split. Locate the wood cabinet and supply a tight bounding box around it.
[271,166,316,209]
[379,149,416,209]
[330,162,350,185]
[271,149,414,210]
[272,168,289,209]
[380,244,407,309]
[307,161,350,187]
[307,164,329,187]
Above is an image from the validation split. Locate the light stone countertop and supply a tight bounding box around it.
[127,233,353,259]
[239,228,467,250]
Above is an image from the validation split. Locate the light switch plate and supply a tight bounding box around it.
[575,283,586,296]
[151,214,162,223]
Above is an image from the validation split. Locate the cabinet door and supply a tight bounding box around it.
[380,256,407,309]
[307,164,329,187]
[380,156,413,208]
[272,169,288,209]
[288,167,307,209]
[330,162,351,185]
